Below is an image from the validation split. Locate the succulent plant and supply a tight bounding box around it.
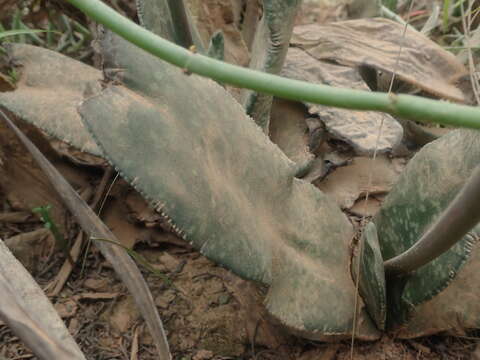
[373,129,480,337]
[2,0,480,343]
[80,29,379,340]
[240,0,302,132]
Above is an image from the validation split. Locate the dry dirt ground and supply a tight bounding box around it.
[1,0,480,359]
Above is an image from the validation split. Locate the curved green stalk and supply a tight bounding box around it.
[66,0,480,129]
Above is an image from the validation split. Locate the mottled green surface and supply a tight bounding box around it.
[79,32,380,340]
[136,0,204,51]
[242,0,303,131]
[396,224,480,338]
[0,44,102,156]
[207,31,225,61]
[374,129,480,327]
[136,0,176,42]
[354,222,386,330]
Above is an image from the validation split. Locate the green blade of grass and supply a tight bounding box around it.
[443,0,452,32]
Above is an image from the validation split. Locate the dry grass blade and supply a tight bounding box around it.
[0,110,172,360]
[420,3,440,36]
[0,241,85,360]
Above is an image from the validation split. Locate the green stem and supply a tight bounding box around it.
[443,0,452,32]
[66,0,480,129]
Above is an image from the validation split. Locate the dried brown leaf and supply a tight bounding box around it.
[317,156,402,209]
[291,18,469,102]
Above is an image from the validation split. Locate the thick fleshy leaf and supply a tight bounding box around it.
[136,0,205,50]
[241,0,303,131]
[0,44,102,156]
[353,222,386,330]
[79,33,380,340]
[136,0,175,41]
[187,0,250,66]
[395,224,480,338]
[374,129,480,329]
[206,30,225,61]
